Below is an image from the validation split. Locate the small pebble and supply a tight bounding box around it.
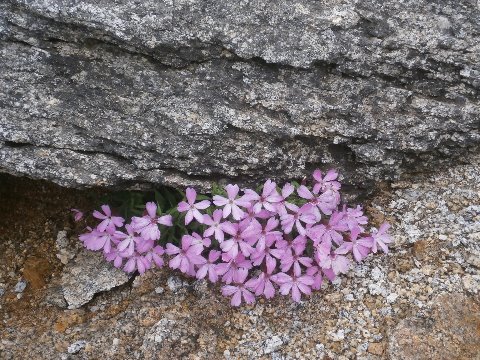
[331,329,345,341]
[386,293,399,303]
[167,276,185,292]
[14,280,27,293]
[68,340,87,354]
[263,335,284,354]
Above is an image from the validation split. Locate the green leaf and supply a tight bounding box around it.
[211,182,226,196]
[291,181,301,188]
[154,190,166,213]
[195,194,210,201]
[163,189,179,209]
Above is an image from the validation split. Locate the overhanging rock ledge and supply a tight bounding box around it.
[0,0,479,192]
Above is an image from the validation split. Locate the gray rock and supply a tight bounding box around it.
[462,274,480,294]
[139,314,206,359]
[56,230,78,265]
[56,230,69,249]
[67,340,87,354]
[192,279,209,295]
[44,284,68,308]
[14,280,27,293]
[154,287,164,294]
[144,318,177,345]
[263,335,284,355]
[61,251,130,309]
[0,0,479,193]
[388,294,480,360]
[166,276,187,292]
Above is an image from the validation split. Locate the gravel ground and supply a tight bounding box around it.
[0,158,479,359]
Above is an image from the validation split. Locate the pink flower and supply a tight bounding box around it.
[276,183,296,213]
[177,188,211,225]
[244,180,282,213]
[75,168,393,307]
[245,268,276,299]
[114,224,140,256]
[271,272,314,302]
[297,185,336,215]
[203,209,227,242]
[306,265,323,290]
[280,241,313,276]
[306,224,325,242]
[196,250,221,283]
[79,226,95,243]
[306,211,348,245]
[280,203,317,235]
[220,221,255,258]
[213,184,251,220]
[93,205,124,232]
[145,245,165,268]
[166,235,206,274]
[339,205,368,231]
[250,237,279,273]
[221,269,256,306]
[312,169,341,194]
[371,223,392,254]
[186,232,212,248]
[124,253,151,274]
[274,234,307,259]
[71,208,84,222]
[242,217,281,251]
[216,253,252,284]
[131,202,173,241]
[322,267,336,282]
[317,251,350,275]
[105,247,128,268]
[81,227,118,254]
[240,203,272,223]
[314,237,332,261]
[336,227,373,262]
[135,237,155,253]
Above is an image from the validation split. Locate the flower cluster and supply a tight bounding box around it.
[77,170,392,306]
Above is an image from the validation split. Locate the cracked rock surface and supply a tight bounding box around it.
[1,0,479,192]
[61,251,131,310]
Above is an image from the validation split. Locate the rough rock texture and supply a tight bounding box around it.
[388,294,480,360]
[1,151,479,359]
[61,251,131,309]
[1,0,480,191]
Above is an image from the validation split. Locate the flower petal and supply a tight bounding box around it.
[177,201,190,212]
[186,188,197,204]
[195,200,211,210]
[146,202,157,218]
